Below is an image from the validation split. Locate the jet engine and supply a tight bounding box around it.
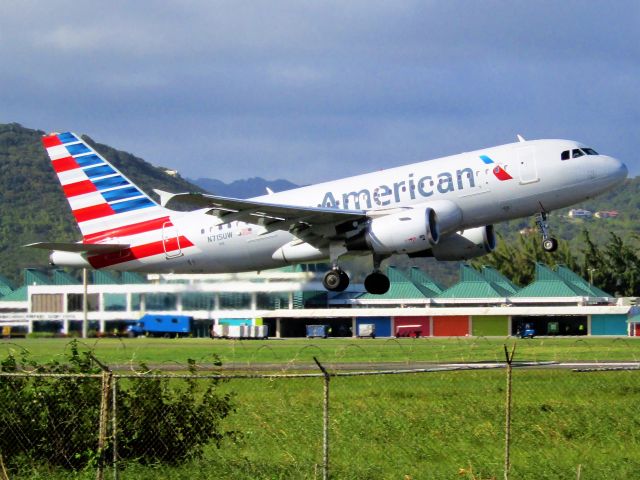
[429,225,497,261]
[346,207,440,255]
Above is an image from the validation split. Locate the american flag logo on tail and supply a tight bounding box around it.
[41,132,193,267]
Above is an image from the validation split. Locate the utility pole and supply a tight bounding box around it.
[82,268,88,339]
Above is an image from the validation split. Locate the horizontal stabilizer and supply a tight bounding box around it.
[25,242,129,254]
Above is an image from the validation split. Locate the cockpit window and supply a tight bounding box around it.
[561,147,599,160]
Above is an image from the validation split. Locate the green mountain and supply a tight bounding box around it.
[0,123,203,285]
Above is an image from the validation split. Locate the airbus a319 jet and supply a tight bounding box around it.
[28,132,627,294]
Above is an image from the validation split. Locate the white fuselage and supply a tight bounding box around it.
[54,139,628,274]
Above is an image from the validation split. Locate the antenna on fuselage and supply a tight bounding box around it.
[517,134,526,143]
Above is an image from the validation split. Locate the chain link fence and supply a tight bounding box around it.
[0,359,639,479]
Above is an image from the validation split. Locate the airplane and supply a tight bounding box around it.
[27,132,627,295]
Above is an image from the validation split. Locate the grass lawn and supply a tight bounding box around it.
[1,336,639,368]
[2,337,639,479]
[9,368,639,479]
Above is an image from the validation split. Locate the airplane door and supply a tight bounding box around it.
[517,147,538,184]
[162,221,183,259]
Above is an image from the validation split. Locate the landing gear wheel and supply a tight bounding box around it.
[542,237,558,252]
[323,268,350,292]
[535,211,558,253]
[364,271,390,295]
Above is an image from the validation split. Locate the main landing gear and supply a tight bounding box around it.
[535,212,558,252]
[364,271,390,295]
[364,254,390,295]
[322,255,391,295]
[323,268,350,292]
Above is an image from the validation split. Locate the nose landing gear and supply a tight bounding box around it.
[535,212,558,252]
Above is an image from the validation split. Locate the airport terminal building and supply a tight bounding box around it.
[0,263,636,338]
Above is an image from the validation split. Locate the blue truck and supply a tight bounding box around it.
[127,314,193,337]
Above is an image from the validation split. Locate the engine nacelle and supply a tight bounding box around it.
[430,225,497,261]
[50,251,91,268]
[347,207,439,255]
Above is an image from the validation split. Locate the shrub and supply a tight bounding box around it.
[0,341,236,471]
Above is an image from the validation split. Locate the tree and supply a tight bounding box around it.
[581,231,640,296]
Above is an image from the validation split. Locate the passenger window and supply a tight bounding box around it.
[572,149,585,158]
[561,150,570,160]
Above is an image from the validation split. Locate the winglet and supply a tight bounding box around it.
[153,189,175,207]
[517,134,526,143]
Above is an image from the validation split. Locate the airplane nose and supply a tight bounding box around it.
[596,155,627,186]
[609,156,628,183]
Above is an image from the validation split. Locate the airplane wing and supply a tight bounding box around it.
[25,242,130,254]
[156,190,367,236]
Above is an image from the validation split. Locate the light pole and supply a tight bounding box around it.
[82,268,88,339]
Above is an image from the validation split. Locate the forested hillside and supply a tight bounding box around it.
[0,123,202,285]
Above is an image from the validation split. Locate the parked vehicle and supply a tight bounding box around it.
[357,323,376,338]
[306,325,328,338]
[517,324,536,339]
[211,323,268,339]
[127,314,192,337]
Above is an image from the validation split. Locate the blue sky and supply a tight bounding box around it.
[1,1,638,184]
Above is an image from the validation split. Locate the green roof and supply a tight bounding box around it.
[555,265,612,298]
[0,284,12,297]
[122,272,147,284]
[92,270,121,284]
[359,266,428,300]
[479,266,520,294]
[513,263,590,297]
[24,269,51,286]
[0,285,27,302]
[438,264,513,298]
[53,269,80,285]
[408,267,445,297]
[0,274,14,296]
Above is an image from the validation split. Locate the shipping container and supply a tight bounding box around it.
[393,316,430,337]
[432,316,469,336]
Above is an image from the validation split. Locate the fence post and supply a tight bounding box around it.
[95,365,112,480]
[503,344,516,480]
[313,357,330,480]
[112,375,118,480]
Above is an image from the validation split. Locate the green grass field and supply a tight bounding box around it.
[2,337,640,479]
[2,336,639,368]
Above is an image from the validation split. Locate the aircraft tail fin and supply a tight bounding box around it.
[41,132,171,240]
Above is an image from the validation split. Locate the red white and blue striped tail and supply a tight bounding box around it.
[42,132,170,239]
